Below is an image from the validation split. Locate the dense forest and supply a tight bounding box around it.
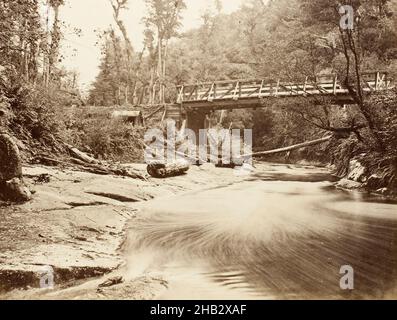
[1,0,397,191]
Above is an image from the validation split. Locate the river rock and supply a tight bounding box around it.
[376,187,390,195]
[3,178,32,201]
[366,174,383,189]
[347,159,367,183]
[336,178,363,190]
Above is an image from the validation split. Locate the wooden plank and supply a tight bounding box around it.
[177,85,184,103]
[375,72,380,90]
[279,84,300,95]
[186,85,197,101]
[274,80,280,97]
[218,86,236,99]
[378,73,385,89]
[208,83,215,102]
[213,83,217,100]
[161,108,167,123]
[232,82,240,101]
[199,85,213,101]
[314,83,330,94]
[303,77,308,93]
[259,80,265,98]
[182,94,357,111]
[333,75,338,95]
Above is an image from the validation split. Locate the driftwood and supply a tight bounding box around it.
[65,143,99,164]
[240,135,332,158]
[65,144,146,180]
[147,160,190,178]
[34,145,146,181]
[34,155,70,166]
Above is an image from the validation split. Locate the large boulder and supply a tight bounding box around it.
[347,159,367,183]
[366,174,383,190]
[336,178,363,190]
[0,133,22,181]
[2,178,32,201]
[0,132,31,202]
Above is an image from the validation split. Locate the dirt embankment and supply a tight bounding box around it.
[0,163,248,299]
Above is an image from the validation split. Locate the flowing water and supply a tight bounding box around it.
[123,164,397,299]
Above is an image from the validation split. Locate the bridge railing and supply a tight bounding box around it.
[176,71,392,104]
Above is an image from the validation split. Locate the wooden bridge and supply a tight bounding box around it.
[176,72,391,110]
[144,71,393,131]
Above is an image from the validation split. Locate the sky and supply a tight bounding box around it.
[60,0,245,90]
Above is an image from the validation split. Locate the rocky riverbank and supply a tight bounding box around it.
[335,158,397,197]
[0,162,250,298]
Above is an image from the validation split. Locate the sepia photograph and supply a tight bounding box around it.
[0,0,397,307]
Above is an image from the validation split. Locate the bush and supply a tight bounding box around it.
[63,112,145,163]
[0,78,68,157]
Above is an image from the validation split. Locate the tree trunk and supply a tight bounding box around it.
[157,32,163,104]
[48,3,61,85]
[241,136,332,158]
[109,0,134,105]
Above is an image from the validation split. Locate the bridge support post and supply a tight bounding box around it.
[186,111,208,139]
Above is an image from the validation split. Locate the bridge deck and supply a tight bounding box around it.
[176,72,392,110]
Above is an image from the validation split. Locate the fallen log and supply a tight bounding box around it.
[65,144,147,180]
[34,152,146,180]
[71,158,146,180]
[64,143,99,164]
[240,135,332,158]
[147,160,190,178]
[34,155,71,166]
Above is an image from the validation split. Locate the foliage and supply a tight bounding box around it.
[0,0,82,157]
[63,111,145,163]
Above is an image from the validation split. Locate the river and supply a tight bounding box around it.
[122,164,397,299]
